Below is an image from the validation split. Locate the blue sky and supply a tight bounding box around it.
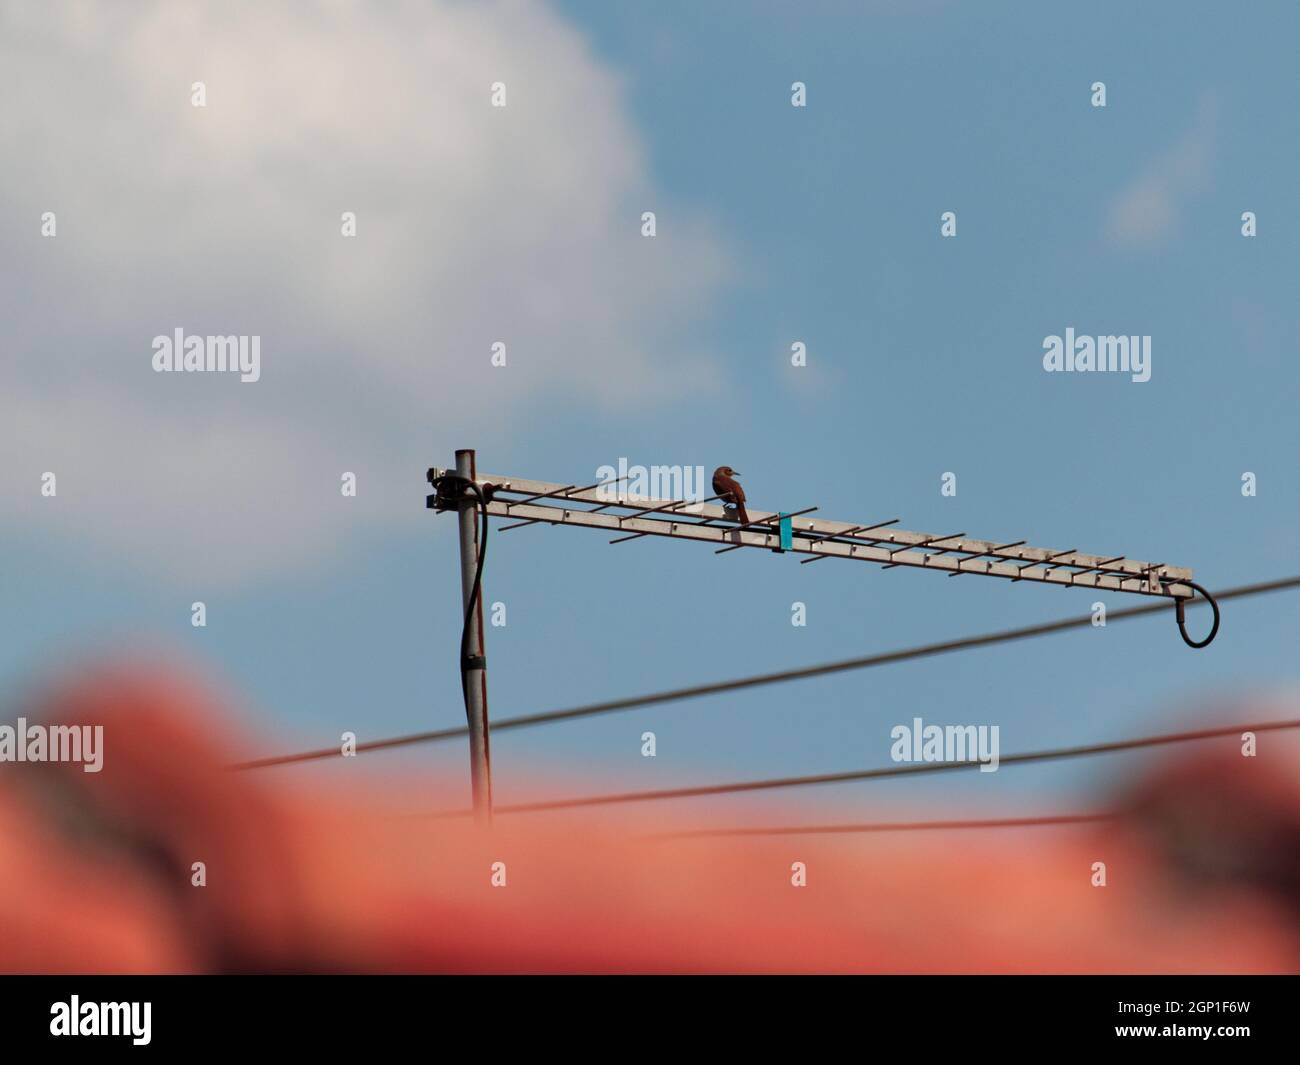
[3,0,1298,822]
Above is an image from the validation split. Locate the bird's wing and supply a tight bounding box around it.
[713,475,745,504]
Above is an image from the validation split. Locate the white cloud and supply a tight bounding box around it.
[0,0,729,581]
[1105,94,1219,248]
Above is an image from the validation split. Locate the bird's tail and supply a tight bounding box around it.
[735,503,750,526]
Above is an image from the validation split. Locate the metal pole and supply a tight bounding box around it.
[455,448,492,823]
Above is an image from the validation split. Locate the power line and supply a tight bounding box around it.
[424,718,1300,818]
[651,812,1114,839]
[230,575,1300,771]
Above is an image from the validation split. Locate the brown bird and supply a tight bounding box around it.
[712,466,749,526]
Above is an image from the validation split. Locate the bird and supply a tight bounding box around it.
[712,466,749,526]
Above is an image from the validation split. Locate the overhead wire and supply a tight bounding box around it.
[230,574,1300,771]
[649,812,1115,839]
[418,717,1300,819]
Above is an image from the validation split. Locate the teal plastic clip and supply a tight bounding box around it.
[775,512,793,552]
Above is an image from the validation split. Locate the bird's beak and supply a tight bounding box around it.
[732,471,742,477]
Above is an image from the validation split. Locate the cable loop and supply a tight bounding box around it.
[1165,579,1220,649]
